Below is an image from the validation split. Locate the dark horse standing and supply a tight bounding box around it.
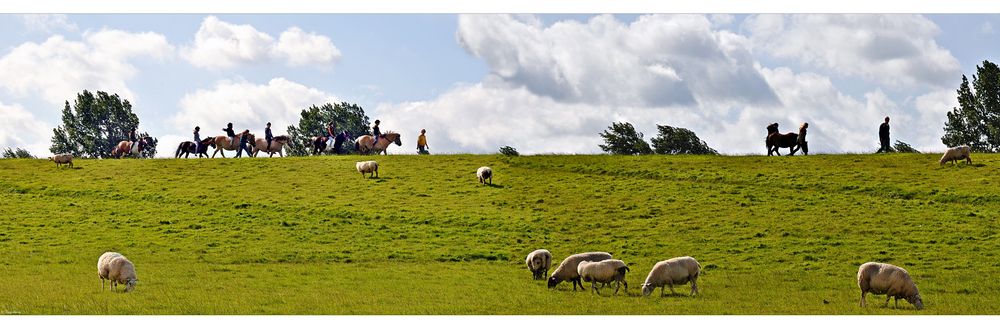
[311,131,352,155]
[766,123,801,156]
[175,138,217,158]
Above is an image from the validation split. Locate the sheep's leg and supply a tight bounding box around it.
[894,297,899,309]
[592,281,598,294]
[690,280,697,296]
[614,281,621,295]
[669,282,676,295]
[661,285,665,297]
[884,295,891,307]
[860,291,866,307]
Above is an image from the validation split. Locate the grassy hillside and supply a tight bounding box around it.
[0,153,998,314]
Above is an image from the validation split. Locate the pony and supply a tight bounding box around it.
[175,137,217,158]
[251,135,291,157]
[310,131,353,155]
[211,131,255,158]
[355,131,401,155]
[112,136,154,159]
[765,123,800,156]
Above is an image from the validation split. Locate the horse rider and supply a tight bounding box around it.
[127,128,138,151]
[193,126,202,154]
[371,119,382,149]
[223,123,236,148]
[326,122,337,144]
[417,128,429,154]
[265,122,273,152]
[236,129,251,158]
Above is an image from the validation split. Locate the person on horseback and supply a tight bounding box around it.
[193,126,202,154]
[417,128,429,154]
[223,123,236,148]
[371,119,382,149]
[265,122,273,152]
[127,128,138,151]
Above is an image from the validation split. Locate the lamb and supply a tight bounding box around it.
[356,160,379,178]
[97,251,124,290]
[477,166,492,185]
[525,249,552,280]
[48,153,73,168]
[857,262,923,309]
[641,256,702,297]
[547,252,613,290]
[107,256,138,292]
[939,145,972,165]
[577,259,630,295]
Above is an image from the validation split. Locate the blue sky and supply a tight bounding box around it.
[1,14,998,157]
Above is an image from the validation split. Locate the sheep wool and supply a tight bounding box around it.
[857,262,923,310]
[547,252,613,290]
[641,256,702,297]
[577,259,629,295]
[477,166,493,185]
[107,256,138,293]
[97,252,124,290]
[356,161,379,178]
[939,145,972,165]
[48,154,73,168]
[525,249,552,280]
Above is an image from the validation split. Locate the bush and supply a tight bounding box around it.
[893,140,919,153]
[499,146,519,157]
[2,147,35,159]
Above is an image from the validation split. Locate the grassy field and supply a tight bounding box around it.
[0,153,998,314]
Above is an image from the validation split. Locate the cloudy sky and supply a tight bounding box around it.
[1,14,998,157]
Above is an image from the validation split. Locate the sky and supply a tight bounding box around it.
[1,13,999,157]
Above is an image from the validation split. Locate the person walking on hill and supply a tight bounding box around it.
[236,129,251,158]
[417,129,429,154]
[877,116,891,153]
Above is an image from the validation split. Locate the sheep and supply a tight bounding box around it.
[97,251,124,290]
[48,153,73,168]
[107,256,138,292]
[356,160,379,178]
[525,249,552,280]
[577,259,630,295]
[477,166,492,185]
[547,252,613,290]
[641,256,702,297]
[939,145,972,165]
[857,262,923,309]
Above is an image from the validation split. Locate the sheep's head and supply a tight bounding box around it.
[125,279,137,292]
[641,283,653,296]
[908,294,923,310]
[547,276,560,289]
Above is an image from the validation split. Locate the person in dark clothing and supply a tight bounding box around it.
[371,119,382,148]
[265,122,273,152]
[236,129,252,157]
[223,123,236,148]
[877,116,891,153]
[127,128,138,153]
[193,126,202,154]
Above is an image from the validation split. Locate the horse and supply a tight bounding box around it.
[211,132,255,158]
[112,136,154,159]
[355,131,402,155]
[310,132,353,155]
[251,135,291,157]
[175,138,217,158]
[765,123,800,156]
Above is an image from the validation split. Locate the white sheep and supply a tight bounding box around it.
[577,259,630,295]
[641,256,702,297]
[477,166,492,185]
[48,154,73,168]
[107,256,138,292]
[356,160,379,178]
[939,145,972,165]
[857,262,923,309]
[97,251,124,290]
[525,249,552,280]
[547,252,613,290]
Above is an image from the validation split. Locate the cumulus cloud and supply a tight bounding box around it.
[0,101,52,157]
[744,14,961,89]
[182,16,341,70]
[19,14,78,33]
[0,29,172,105]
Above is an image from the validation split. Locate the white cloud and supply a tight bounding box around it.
[0,101,52,157]
[0,29,172,105]
[19,14,78,33]
[182,16,341,70]
[744,14,961,89]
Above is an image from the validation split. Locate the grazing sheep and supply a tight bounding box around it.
[577,259,630,295]
[939,145,972,165]
[477,166,492,185]
[97,252,124,290]
[107,256,138,292]
[525,249,552,280]
[641,256,702,297]
[857,262,923,309]
[547,252,613,290]
[356,160,379,178]
[48,154,73,168]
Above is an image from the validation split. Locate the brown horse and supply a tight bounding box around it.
[112,137,154,159]
[211,131,254,158]
[765,123,800,156]
[175,137,217,158]
[355,131,401,155]
[251,135,291,157]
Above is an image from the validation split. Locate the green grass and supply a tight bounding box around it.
[0,153,998,314]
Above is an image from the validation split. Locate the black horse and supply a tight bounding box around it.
[175,138,217,158]
[765,123,800,156]
[312,131,353,155]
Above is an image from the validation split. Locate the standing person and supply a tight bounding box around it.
[193,126,202,155]
[223,123,236,149]
[797,123,808,155]
[264,122,273,153]
[417,129,429,155]
[236,129,251,157]
[371,119,382,149]
[877,116,891,153]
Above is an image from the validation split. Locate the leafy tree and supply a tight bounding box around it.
[599,122,652,155]
[650,124,718,155]
[942,60,1000,152]
[2,147,35,159]
[499,146,519,157]
[286,102,371,156]
[893,140,918,153]
[50,90,156,158]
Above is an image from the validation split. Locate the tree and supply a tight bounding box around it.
[49,90,157,158]
[286,102,371,156]
[599,122,652,155]
[499,146,519,157]
[650,124,718,155]
[2,147,35,159]
[942,60,1000,152]
[893,140,918,153]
